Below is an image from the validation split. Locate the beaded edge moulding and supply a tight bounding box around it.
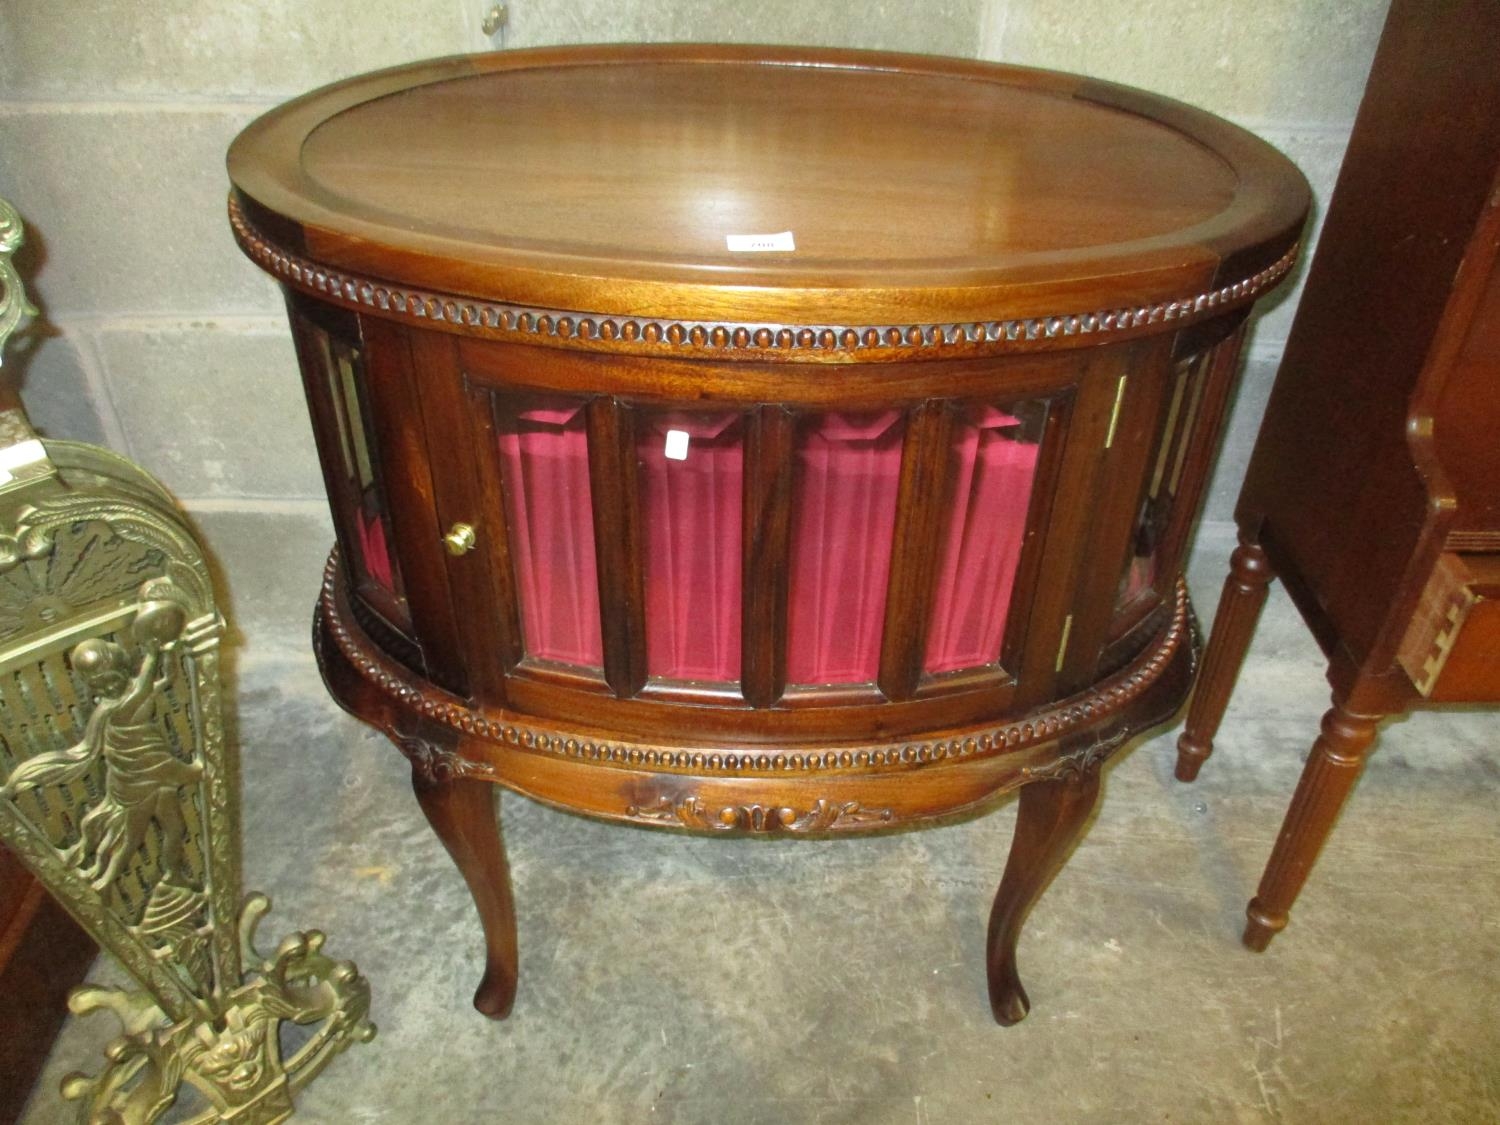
[230,196,1298,360]
[316,547,1194,779]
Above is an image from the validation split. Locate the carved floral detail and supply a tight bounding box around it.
[396,737,495,785]
[1019,741,1116,783]
[232,196,1298,362]
[1022,604,1201,784]
[627,795,893,832]
[320,547,1193,780]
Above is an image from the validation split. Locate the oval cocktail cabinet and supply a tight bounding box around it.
[227,45,1308,1024]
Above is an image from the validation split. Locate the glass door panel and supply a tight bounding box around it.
[924,402,1047,675]
[637,411,745,682]
[786,411,905,685]
[297,316,406,628]
[1118,353,1209,610]
[495,395,604,670]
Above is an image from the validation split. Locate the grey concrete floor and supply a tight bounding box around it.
[19,527,1500,1123]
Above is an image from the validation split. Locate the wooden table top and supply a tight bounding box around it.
[228,44,1307,327]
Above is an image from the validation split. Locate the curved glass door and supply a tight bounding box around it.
[637,411,746,682]
[294,313,408,631]
[495,395,604,670]
[924,401,1047,675]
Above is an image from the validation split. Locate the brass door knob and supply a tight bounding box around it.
[443,522,477,556]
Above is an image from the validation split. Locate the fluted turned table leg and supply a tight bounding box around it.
[1243,699,1381,951]
[1175,541,1275,782]
[987,765,1102,1025]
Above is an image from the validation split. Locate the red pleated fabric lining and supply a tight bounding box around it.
[354,507,396,593]
[924,406,1040,674]
[786,411,904,684]
[497,399,605,667]
[637,412,745,680]
[496,399,1040,684]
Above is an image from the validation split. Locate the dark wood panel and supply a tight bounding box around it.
[285,295,372,602]
[586,398,649,698]
[1058,336,1175,695]
[457,337,1103,409]
[740,406,796,709]
[1155,321,1249,594]
[288,294,412,632]
[408,328,513,707]
[1009,345,1132,709]
[359,316,468,693]
[1236,0,1500,669]
[1433,598,1500,703]
[878,400,957,702]
[995,392,1074,677]
[462,385,527,679]
[1432,231,1500,538]
[494,660,1028,745]
[0,865,96,1123]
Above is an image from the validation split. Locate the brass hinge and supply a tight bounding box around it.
[1103,375,1128,449]
[1054,614,1074,672]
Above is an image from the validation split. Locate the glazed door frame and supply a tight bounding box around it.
[300,307,1252,743]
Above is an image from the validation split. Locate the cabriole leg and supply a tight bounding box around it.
[408,751,520,1019]
[1175,540,1275,781]
[986,765,1102,1025]
[1243,699,1381,951]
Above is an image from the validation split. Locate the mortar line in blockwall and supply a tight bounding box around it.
[0,95,286,116]
[181,497,331,515]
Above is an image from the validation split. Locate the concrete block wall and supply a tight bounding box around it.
[0,0,1389,655]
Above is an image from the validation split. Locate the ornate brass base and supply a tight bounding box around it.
[63,895,373,1125]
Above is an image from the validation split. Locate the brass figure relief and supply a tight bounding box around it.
[4,586,203,892]
[0,200,372,1123]
[0,440,375,1123]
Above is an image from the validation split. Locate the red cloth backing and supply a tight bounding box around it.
[355,507,396,593]
[637,412,744,680]
[497,400,604,667]
[924,407,1040,674]
[786,411,904,684]
[495,400,1040,683]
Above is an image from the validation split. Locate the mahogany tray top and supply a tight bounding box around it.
[227,45,1308,1025]
[229,44,1303,336]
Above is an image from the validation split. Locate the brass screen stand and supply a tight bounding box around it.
[0,199,373,1122]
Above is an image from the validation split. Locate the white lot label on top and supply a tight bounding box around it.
[664,429,691,461]
[725,230,796,252]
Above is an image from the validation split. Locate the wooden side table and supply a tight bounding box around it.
[227,45,1307,1023]
[1175,0,1500,950]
